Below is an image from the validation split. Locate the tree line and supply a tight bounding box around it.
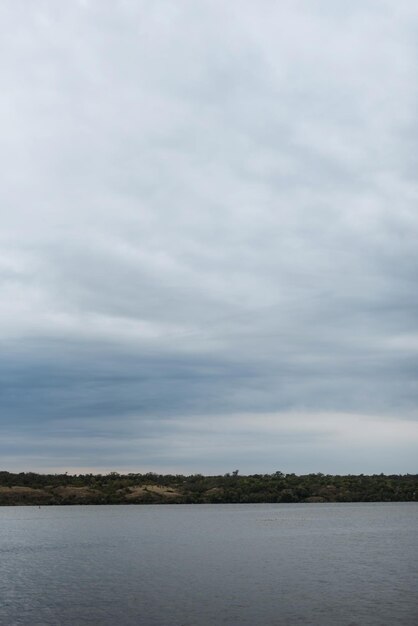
[0,471,417,505]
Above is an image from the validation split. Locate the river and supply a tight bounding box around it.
[0,503,417,625]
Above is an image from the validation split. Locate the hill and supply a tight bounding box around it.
[0,471,417,505]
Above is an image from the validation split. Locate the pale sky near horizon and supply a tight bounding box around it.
[1,0,418,475]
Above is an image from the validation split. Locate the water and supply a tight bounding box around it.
[0,503,417,625]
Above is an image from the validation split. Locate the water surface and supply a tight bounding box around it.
[0,503,417,625]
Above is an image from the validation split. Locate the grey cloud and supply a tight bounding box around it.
[1,0,418,472]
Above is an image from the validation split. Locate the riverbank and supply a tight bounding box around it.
[0,471,417,505]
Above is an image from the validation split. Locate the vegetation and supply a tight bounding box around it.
[0,471,417,505]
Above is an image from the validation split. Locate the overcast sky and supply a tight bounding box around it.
[1,0,418,475]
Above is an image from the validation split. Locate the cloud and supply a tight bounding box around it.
[1,0,418,472]
[2,410,418,475]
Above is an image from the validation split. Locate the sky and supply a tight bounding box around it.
[1,0,418,475]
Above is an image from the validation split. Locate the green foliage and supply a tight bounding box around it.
[0,471,417,505]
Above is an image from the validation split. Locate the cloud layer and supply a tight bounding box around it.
[1,0,418,473]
